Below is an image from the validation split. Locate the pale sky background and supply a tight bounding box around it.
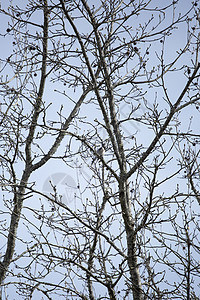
[0,0,199,298]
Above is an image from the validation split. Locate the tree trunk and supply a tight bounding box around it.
[0,170,30,286]
[119,181,143,299]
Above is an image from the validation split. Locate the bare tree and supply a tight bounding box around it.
[0,0,200,299]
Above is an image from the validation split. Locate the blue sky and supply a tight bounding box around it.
[0,0,200,298]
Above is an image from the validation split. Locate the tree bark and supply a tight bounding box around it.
[0,0,49,288]
[119,180,143,299]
